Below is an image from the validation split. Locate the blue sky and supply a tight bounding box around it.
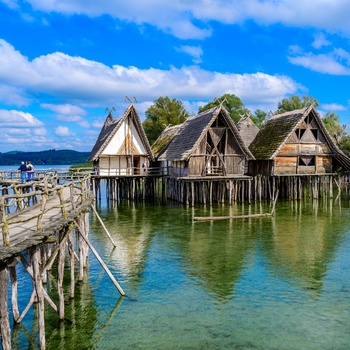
[1,0,350,153]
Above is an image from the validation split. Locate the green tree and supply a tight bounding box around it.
[143,97,189,145]
[251,109,268,128]
[198,93,249,123]
[323,112,347,145]
[276,95,319,114]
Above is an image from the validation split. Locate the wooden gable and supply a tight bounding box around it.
[88,103,153,164]
[102,114,147,156]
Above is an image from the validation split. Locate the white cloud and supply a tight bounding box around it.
[0,39,301,109]
[289,49,350,75]
[177,45,203,63]
[6,1,350,39]
[0,84,30,106]
[321,103,347,111]
[312,33,331,49]
[56,114,90,128]
[0,0,18,9]
[54,126,75,136]
[0,109,43,127]
[41,103,87,115]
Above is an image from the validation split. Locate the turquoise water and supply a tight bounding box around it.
[8,198,350,349]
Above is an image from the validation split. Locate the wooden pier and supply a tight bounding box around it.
[0,172,123,350]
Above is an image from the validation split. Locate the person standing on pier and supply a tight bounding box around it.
[18,161,27,183]
[26,161,35,181]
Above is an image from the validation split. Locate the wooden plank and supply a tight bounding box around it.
[193,212,272,221]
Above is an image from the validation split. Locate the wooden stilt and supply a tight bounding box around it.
[0,263,11,350]
[57,230,66,320]
[32,245,46,349]
[67,230,75,299]
[9,264,20,322]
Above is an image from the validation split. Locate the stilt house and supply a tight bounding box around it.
[88,104,153,176]
[152,105,254,177]
[248,106,350,175]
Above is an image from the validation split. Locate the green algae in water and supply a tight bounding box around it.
[11,199,350,350]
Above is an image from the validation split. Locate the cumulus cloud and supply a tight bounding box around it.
[0,39,301,109]
[312,33,331,49]
[54,126,75,136]
[41,103,87,115]
[56,115,90,128]
[0,84,30,106]
[289,49,350,75]
[177,45,203,63]
[0,109,43,127]
[321,103,347,111]
[5,0,350,39]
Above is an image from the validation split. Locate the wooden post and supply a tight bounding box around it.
[0,263,11,350]
[75,221,125,296]
[57,230,66,320]
[58,188,67,219]
[209,181,213,206]
[191,181,195,207]
[32,245,46,349]
[91,205,117,247]
[37,191,47,230]
[67,230,75,299]
[9,264,20,322]
[0,197,10,246]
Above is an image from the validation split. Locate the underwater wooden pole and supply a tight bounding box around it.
[75,221,125,296]
[91,204,117,247]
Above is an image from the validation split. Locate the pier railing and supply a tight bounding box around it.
[0,173,92,246]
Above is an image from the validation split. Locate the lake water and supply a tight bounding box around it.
[7,196,350,349]
[0,165,72,171]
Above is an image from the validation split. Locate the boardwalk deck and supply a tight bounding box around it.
[0,186,92,261]
[0,174,101,350]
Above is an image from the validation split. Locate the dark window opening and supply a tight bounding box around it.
[298,156,315,166]
[295,129,306,140]
[311,129,318,140]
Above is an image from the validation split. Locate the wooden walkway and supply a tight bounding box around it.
[0,174,93,261]
[0,174,101,350]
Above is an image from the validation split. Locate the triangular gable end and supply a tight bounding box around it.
[117,134,140,155]
[102,112,148,156]
[209,128,225,148]
[215,108,255,159]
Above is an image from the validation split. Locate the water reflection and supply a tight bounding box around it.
[11,198,350,349]
[262,199,347,293]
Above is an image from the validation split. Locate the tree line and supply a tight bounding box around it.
[142,94,350,156]
[0,149,90,166]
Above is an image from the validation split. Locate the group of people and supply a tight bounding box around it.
[18,161,35,183]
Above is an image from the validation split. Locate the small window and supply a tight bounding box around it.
[311,129,318,140]
[295,129,306,140]
[298,156,315,166]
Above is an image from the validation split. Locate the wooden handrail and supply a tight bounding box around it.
[0,173,92,246]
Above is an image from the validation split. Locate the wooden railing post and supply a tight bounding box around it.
[70,182,76,211]
[0,197,10,246]
[13,185,23,212]
[57,188,67,219]
[37,191,47,230]
[80,178,86,205]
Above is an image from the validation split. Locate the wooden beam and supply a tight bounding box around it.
[75,221,125,296]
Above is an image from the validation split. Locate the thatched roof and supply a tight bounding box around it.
[157,105,254,161]
[88,104,153,162]
[236,116,260,147]
[151,125,181,159]
[249,106,350,170]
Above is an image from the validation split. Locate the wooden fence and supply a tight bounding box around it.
[0,173,92,247]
